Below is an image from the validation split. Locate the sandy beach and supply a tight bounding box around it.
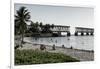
[16,39,94,61]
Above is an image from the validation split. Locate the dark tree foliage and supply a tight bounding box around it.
[15,6,31,46]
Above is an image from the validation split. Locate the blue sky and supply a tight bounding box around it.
[14,3,94,33]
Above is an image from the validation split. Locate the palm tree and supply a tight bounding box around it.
[15,19,19,35]
[15,6,31,47]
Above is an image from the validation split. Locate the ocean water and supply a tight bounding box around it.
[24,36,94,51]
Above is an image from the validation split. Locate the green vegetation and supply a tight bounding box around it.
[28,21,40,33]
[15,6,31,47]
[15,49,79,65]
[15,6,55,38]
[27,21,54,34]
[14,6,78,65]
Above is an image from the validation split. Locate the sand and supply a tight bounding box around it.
[17,41,94,61]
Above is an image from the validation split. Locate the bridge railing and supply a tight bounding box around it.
[50,28,70,32]
[50,26,70,32]
[75,27,94,33]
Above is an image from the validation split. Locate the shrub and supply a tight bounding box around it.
[15,49,79,65]
[52,44,56,50]
[40,44,46,50]
[62,45,65,48]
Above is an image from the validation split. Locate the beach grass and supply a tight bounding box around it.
[15,49,79,65]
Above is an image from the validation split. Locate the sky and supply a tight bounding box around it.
[14,3,94,33]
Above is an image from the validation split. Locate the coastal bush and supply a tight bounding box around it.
[15,45,20,49]
[62,45,65,48]
[40,44,46,50]
[15,49,79,65]
[52,44,56,50]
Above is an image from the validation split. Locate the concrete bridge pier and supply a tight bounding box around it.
[90,32,93,35]
[58,32,61,36]
[86,32,89,35]
[74,32,78,36]
[74,27,94,36]
[67,32,71,36]
[81,32,84,36]
[50,25,70,36]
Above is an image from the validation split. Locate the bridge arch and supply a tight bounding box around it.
[74,27,94,36]
[50,25,71,36]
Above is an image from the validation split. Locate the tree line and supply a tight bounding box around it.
[15,6,55,35]
[15,6,55,47]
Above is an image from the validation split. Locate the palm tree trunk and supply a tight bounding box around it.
[21,32,24,47]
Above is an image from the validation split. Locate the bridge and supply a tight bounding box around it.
[74,27,94,36]
[27,24,94,36]
[50,25,70,36]
[27,25,71,36]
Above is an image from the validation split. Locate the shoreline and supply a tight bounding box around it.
[17,41,94,61]
[25,41,94,52]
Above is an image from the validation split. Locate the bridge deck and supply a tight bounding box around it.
[50,25,70,32]
[75,27,94,33]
